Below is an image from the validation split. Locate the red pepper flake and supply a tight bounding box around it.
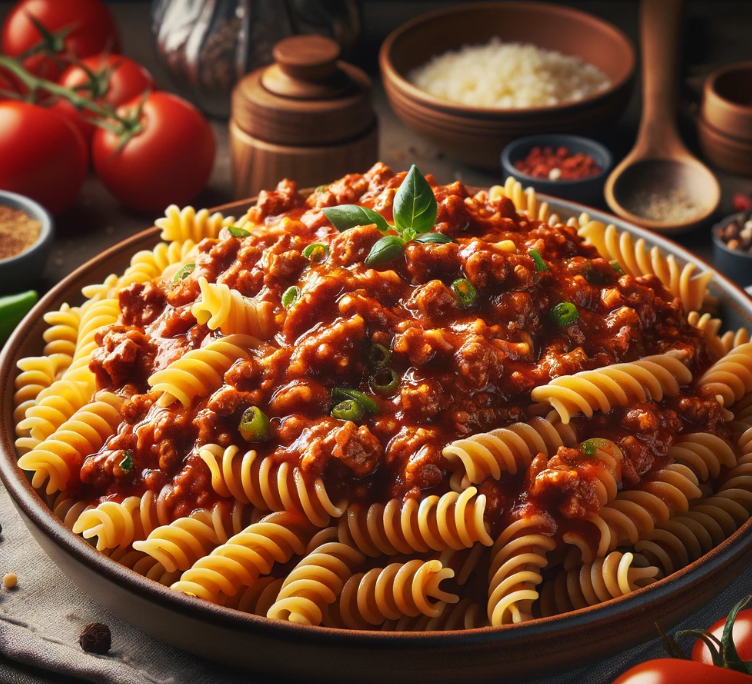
[79,622,112,655]
[514,146,601,181]
[733,193,752,213]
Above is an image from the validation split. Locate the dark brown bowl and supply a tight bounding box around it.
[1,195,751,683]
[380,2,636,168]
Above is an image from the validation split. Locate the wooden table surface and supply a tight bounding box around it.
[1,0,751,293]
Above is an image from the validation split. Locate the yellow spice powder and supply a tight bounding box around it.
[0,205,42,261]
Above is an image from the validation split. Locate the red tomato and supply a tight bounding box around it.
[1,0,120,81]
[52,55,155,143]
[92,92,215,212]
[612,659,752,684]
[693,609,752,665]
[0,102,88,215]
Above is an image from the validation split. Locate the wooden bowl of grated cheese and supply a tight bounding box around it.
[380,1,636,168]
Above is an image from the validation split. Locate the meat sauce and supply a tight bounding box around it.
[79,163,724,535]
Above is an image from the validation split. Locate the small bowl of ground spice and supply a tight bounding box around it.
[713,211,752,288]
[0,190,53,294]
[501,133,612,205]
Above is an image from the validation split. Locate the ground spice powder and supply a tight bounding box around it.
[0,205,41,260]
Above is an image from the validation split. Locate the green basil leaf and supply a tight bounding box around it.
[393,165,438,236]
[227,226,251,238]
[413,233,455,244]
[365,235,406,266]
[322,205,390,233]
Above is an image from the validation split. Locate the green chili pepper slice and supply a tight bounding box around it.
[370,367,400,396]
[331,399,365,422]
[239,407,271,442]
[0,290,37,345]
[303,243,329,262]
[281,286,300,310]
[119,450,134,472]
[528,249,548,272]
[332,388,379,414]
[452,278,478,307]
[551,302,579,325]
[227,226,251,238]
[173,263,196,284]
[368,343,391,368]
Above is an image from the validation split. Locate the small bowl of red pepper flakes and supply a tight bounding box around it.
[501,133,613,206]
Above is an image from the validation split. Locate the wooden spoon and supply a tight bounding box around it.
[604,0,720,233]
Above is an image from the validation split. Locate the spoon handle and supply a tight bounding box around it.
[636,0,688,157]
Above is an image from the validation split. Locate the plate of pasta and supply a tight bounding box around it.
[2,162,752,683]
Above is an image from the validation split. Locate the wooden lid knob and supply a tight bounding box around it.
[262,35,347,99]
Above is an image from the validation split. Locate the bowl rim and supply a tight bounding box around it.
[0,190,54,266]
[379,0,637,117]
[705,60,752,116]
[1,192,751,649]
[500,133,613,186]
[712,211,752,260]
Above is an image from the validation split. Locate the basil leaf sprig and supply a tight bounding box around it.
[322,165,453,266]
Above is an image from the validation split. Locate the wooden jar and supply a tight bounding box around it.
[230,35,378,199]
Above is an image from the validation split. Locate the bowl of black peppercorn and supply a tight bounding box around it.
[713,211,752,288]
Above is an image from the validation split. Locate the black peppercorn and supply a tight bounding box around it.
[79,622,111,655]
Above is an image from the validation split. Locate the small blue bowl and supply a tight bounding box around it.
[0,191,54,295]
[501,134,613,206]
[712,212,752,288]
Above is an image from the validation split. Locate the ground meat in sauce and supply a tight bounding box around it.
[76,163,726,535]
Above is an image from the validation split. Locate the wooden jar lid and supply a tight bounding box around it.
[232,35,375,147]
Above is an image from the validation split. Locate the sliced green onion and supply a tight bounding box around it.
[332,388,379,414]
[303,243,329,262]
[281,286,300,310]
[551,302,579,325]
[228,226,251,238]
[331,399,365,422]
[173,263,195,284]
[119,450,133,473]
[452,278,478,307]
[581,441,596,456]
[528,249,548,272]
[368,343,391,368]
[370,367,400,396]
[609,259,625,275]
[239,407,270,442]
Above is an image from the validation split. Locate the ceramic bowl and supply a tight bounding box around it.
[712,212,752,287]
[698,116,752,178]
[501,134,612,205]
[1,194,749,683]
[701,61,752,141]
[379,1,636,168]
[0,190,54,294]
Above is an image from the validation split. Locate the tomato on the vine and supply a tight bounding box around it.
[92,92,215,212]
[612,659,752,684]
[52,55,154,143]
[693,608,752,665]
[1,0,120,80]
[0,102,88,215]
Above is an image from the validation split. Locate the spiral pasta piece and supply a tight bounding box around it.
[220,576,285,615]
[489,178,559,226]
[442,416,577,486]
[148,334,259,408]
[16,392,123,495]
[539,551,659,617]
[104,547,180,586]
[42,303,81,366]
[722,327,751,354]
[171,511,315,603]
[62,297,120,382]
[156,205,231,243]
[199,445,345,528]
[337,487,492,557]
[487,515,556,626]
[325,559,459,629]
[667,433,737,482]
[72,490,168,551]
[267,541,366,625]
[587,464,702,558]
[687,311,726,360]
[192,277,273,339]
[80,273,120,302]
[697,343,752,407]
[531,352,692,423]
[13,354,70,425]
[118,239,197,288]
[47,491,89,529]
[381,597,488,632]
[577,220,713,313]
[133,500,255,572]
[438,544,485,586]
